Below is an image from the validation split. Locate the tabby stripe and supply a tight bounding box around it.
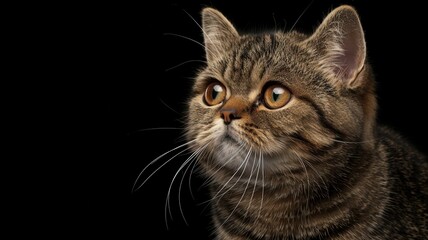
[238,41,254,79]
[214,209,275,240]
[254,36,264,60]
[217,202,362,240]
[257,62,267,80]
[297,96,345,138]
[289,131,341,158]
[232,45,242,72]
[309,147,373,211]
[246,59,256,82]
[215,197,295,240]
[309,76,337,97]
[215,197,255,226]
[245,123,259,129]
[219,59,228,79]
[289,132,316,148]
[239,40,253,60]
[242,125,257,136]
[319,206,366,239]
[213,214,265,240]
[220,221,295,240]
[225,49,238,80]
[314,140,340,156]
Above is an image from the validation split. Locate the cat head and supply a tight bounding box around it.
[186,5,376,179]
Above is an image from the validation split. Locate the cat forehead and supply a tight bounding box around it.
[228,32,307,64]
[207,32,310,90]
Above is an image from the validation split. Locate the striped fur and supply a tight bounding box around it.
[186,5,428,239]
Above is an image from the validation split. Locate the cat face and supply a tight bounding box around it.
[186,6,376,179]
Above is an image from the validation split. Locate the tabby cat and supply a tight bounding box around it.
[184,5,428,239]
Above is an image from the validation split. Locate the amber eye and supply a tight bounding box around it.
[204,81,226,106]
[263,84,291,109]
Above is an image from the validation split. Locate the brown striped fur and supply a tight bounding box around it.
[186,5,428,239]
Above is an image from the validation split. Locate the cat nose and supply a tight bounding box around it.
[220,108,241,125]
[219,97,246,125]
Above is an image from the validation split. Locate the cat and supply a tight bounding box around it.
[183,5,428,240]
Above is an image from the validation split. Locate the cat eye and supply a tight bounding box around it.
[204,81,227,106]
[263,84,291,109]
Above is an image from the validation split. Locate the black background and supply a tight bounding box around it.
[85,0,427,239]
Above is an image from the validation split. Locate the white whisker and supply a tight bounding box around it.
[200,142,246,188]
[177,154,199,225]
[187,155,199,200]
[132,139,197,192]
[295,154,310,209]
[164,32,205,48]
[136,127,183,132]
[330,138,375,144]
[290,0,314,32]
[165,59,207,72]
[272,12,277,31]
[256,150,265,222]
[165,144,209,228]
[164,32,216,57]
[183,10,222,59]
[139,148,189,197]
[305,159,329,194]
[159,98,180,114]
[219,148,255,227]
[210,146,252,203]
[245,150,261,217]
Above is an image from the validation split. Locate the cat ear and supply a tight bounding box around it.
[201,8,239,62]
[306,5,366,89]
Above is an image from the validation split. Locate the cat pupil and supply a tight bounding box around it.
[272,87,284,101]
[212,84,223,99]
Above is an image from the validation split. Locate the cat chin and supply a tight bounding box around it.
[201,119,303,177]
[212,138,298,176]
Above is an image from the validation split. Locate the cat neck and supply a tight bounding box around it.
[209,147,389,238]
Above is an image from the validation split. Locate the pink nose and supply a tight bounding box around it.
[218,97,246,125]
[220,108,240,125]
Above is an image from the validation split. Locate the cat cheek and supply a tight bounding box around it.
[208,118,228,142]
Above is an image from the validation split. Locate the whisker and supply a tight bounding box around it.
[199,144,248,211]
[290,0,314,32]
[165,59,207,72]
[163,32,216,57]
[188,147,212,201]
[210,146,252,203]
[132,139,196,192]
[219,149,255,227]
[283,19,288,32]
[182,10,222,59]
[272,12,277,31]
[245,150,261,217]
[200,142,246,188]
[136,127,183,132]
[165,144,208,228]
[138,148,189,196]
[329,138,375,144]
[256,150,265,222]
[276,140,300,183]
[176,156,198,226]
[305,159,329,193]
[295,154,310,209]
[164,32,205,48]
[187,155,199,200]
[159,98,180,114]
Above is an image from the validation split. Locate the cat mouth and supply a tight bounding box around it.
[222,127,241,144]
[220,125,250,147]
[223,133,237,143]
